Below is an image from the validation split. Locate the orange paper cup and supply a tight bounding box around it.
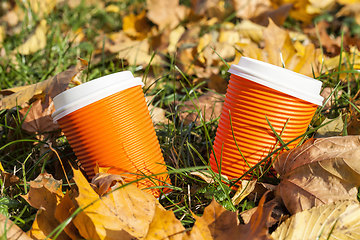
[52,71,171,197]
[210,57,323,180]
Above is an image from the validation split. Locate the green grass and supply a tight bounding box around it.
[1,0,360,237]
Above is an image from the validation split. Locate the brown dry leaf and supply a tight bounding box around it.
[91,172,125,196]
[178,91,224,125]
[347,100,360,135]
[274,136,360,214]
[22,173,70,240]
[1,171,20,189]
[0,59,87,110]
[145,205,185,240]
[71,167,157,239]
[0,213,32,240]
[271,200,360,240]
[251,4,292,26]
[15,19,47,55]
[184,198,239,240]
[146,0,189,30]
[19,96,59,134]
[231,180,257,205]
[123,10,151,40]
[185,192,275,240]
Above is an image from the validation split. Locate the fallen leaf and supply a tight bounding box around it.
[15,19,47,55]
[320,87,343,112]
[19,97,59,134]
[236,20,265,43]
[274,136,360,214]
[123,10,151,40]
[186,192,275,239]
[54,191,80,240]
[336,3,360,25]
[106,32,161,66]
[146,0,189,30]
[191,0,228,20]
[315,114,344,137]
[168,26,186,53]
[91,172,125,196]
[232,180,257,205]
[22,173,70,240]
[271,200,360,239]
[0,59,87,110]
[145,205,185,240]
[0,213,32,240]
[184,198,239,240]
[236,19,322,77]
[190,170,228,184]
[178,91,224,125]
[71,167,157,239]
[272,0,335,23]
[251,4,292,26]
[1,171,20,189]
[232,0,273,20]
[27,0,57,19]
[347,100,360,135]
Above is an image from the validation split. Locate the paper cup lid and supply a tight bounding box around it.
[228,57,323,105]
[52,71,144,122]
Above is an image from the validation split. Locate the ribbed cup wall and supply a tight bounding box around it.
[210,75,317,179]
[58,86,170,197]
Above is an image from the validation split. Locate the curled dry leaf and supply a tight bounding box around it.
[271,200,360,240]
[178,91,224,125]
[231,179,257,206]
[274,136,360,214]
[91,172,125,196]
[0,213,32,240]
[190,170,228,184]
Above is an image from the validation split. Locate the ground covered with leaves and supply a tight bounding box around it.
[1,0,360,239]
